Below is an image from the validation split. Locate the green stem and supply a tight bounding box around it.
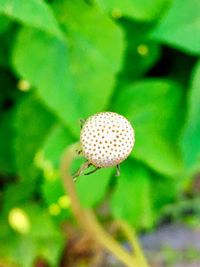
[60,143,149,267]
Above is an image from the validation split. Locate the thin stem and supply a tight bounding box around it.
[116,220,149,267]
[60,143,149,267]
[84,166,100,175]
[72,161,91,181]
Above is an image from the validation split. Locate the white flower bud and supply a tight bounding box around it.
[80,112,135,168]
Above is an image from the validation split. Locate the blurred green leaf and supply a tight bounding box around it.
[0,25,16,67]
[12,28,81,136]
[37,124,74,219]
[41,178,64,206]
[0,0,62,37]
[5,236,38,267]
[151,0,200,54]
[95,0,171,21]
[2,181,35,212]
[53,0,124,117]
[0,0,198,262]
[41,177,72,222]
[119,19,160,80]
[24,204,62,239]
[151,174,179,219]
[111,160,154,229]
[41,124,75,169]
[181,60,200,173]
[0,110,16,175]
[0,15,11,34]
[76,167,113,207]
[0,204,64,267]
[38,123,113,208]
[14,93,55,181]
[112,79,185,177]
[0,68,21,107]
[13,0,124,135]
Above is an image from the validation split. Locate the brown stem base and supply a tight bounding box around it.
[60,143,149,267]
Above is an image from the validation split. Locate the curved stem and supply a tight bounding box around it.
[60,143,149,267]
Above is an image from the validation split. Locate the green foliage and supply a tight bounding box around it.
[95,0,171,21]
[13,28,80,136]
[151,0,200,54]
[0,0,62,36]
[0,204,64,267]
[181,60,200,173]
[13,93,55,181]
[111,160,154,229]
[76,167,113,207]
[0,0,200,266]
[13,0,124,136]
[0,25,15,67]
[112,79,184,176]
[119,20,160,80]
[0,110,16,174]
[37,124,113,208]
[0,14,11,34]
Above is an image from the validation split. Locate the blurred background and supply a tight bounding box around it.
[1,0,200,266]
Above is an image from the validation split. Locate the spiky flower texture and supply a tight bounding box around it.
[81,112,135,168]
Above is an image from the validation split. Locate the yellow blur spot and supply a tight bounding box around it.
[35,151,58,180]
[48,204,61,216]
[137,44,149,56]
[43,162,58,180]
[8,208,30,234]
[111,8,122,19]
[17,80,31,92]
[58,195,71,209]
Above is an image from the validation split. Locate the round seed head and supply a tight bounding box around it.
[80,112,135,168]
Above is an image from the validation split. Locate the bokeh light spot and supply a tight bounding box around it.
[111,8,122,19]
[137,44,149,56]
[48,204,61,216]
[8,208,30,234]
[58,195,71,209]
[17,79,31,92]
